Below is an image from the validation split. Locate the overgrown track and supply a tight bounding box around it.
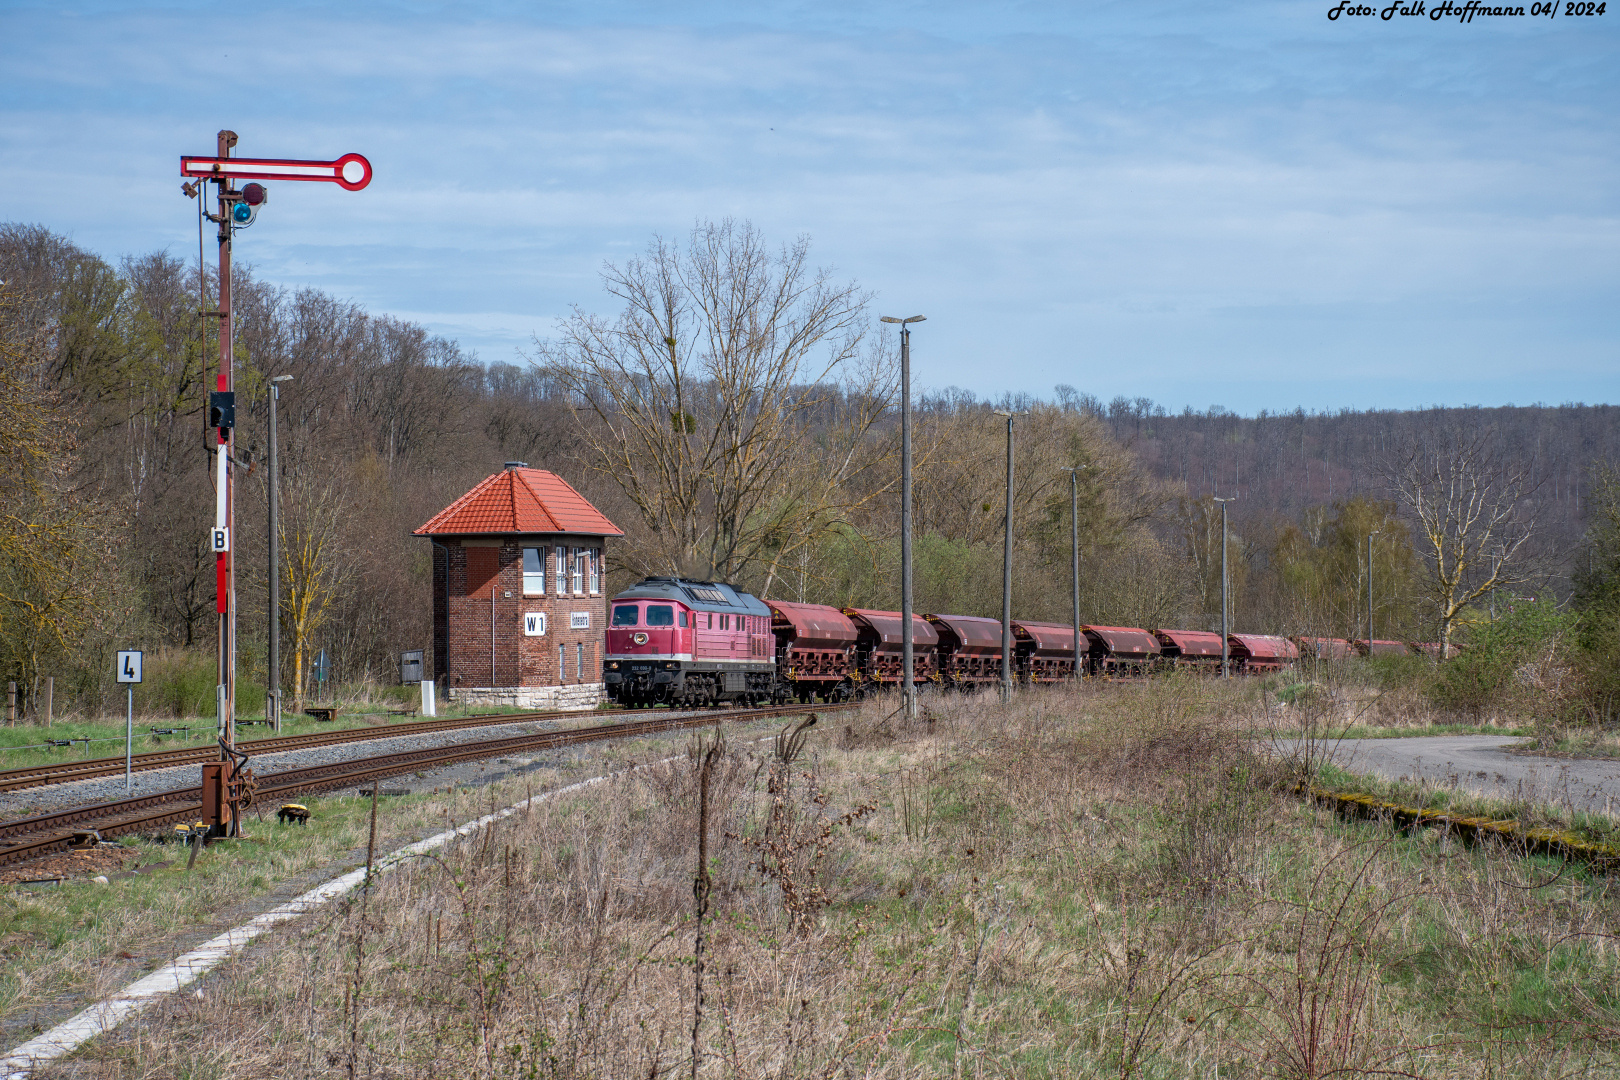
[0,702,853,869]
[0,706,697,794]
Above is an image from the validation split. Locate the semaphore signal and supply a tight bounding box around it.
[180,131,370,838]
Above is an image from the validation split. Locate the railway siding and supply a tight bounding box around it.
[0,704,848,869]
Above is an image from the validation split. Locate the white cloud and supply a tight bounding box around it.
[2,0,1616,410]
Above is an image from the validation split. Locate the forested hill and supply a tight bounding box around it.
[5,216,1618,717]
[1053,390,1620,569]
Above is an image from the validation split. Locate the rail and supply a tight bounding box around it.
[0,705,695,794]
[0,702,854,869]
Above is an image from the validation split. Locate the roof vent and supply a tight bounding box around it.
[503,461,528,470]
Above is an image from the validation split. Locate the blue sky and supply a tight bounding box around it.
[2,0,1616,413]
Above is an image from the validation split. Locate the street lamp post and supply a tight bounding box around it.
[1366,530,1377,649]
[880,315,926,719]
[1060,467,1084,681]
[268,374,293,732]
[993,410,1023,703]
[1213,494,1236,679]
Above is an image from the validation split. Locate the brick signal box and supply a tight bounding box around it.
[415,464,623,710]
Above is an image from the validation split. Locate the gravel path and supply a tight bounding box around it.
[0,710,717,822]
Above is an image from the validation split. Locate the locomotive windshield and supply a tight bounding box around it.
[612,605,639,626]
[647,605,675,626]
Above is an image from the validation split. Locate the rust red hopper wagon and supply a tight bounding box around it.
[600,577,1421,706]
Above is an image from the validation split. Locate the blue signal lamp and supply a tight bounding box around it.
[231,183,269,226]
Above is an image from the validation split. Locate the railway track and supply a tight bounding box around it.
[0,705,700,794]
[0,702,853,870]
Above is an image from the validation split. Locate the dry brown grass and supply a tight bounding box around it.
[47,682,1620,1079]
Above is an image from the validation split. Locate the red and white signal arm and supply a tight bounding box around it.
[116,650,143,684]
[180,153,373,191]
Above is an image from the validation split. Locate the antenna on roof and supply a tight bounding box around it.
[504,461,528,470]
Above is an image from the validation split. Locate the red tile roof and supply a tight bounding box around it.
[414,468,623,537]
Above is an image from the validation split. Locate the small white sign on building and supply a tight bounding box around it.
[523,612,547,636]
[570,611,591,630]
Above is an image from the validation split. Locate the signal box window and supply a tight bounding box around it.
[571,548,585,594]
[612,605,639,626]
[553,545,566,595]
[647,605,675,626]
[589,548,601,594]
[522,547,545,595]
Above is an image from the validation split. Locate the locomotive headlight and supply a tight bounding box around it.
[606,661,619,670]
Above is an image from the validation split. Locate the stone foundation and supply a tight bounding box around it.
[449,683,604,712]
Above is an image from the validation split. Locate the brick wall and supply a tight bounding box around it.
[431,535,608,694]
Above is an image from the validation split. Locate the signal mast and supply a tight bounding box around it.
[180,133,371,835]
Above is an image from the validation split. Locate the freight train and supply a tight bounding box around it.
[601,576,1441,707]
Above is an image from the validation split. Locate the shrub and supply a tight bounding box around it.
[1429,598,1576,719]
[139,648,266,720]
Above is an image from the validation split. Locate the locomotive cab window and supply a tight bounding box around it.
[612,605,639,626]
[647,605,675,626]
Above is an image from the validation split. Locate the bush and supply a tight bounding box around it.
[139,648,266,720]
[1365,653,1428,689]
[1429,598,1575,719]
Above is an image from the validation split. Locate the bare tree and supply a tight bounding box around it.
[534,219,894,583]
[0,286,127,710]
[280,475,354,711]
[1385,431,1537,656]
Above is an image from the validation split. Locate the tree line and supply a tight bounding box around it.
[2,218,1616,719]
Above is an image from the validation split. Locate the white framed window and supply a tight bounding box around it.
[577,642,585,679]
[553,545,566,595]
[588,547,601,594]
[572,547,585,594]
[522,547,544,595]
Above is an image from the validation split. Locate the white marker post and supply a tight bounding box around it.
[115,651,143,792]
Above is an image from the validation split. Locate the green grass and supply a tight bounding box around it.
[0,787,394,1024]
[0,712,800,1034]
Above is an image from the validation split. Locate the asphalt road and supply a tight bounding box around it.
[1298,735,1620,816]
